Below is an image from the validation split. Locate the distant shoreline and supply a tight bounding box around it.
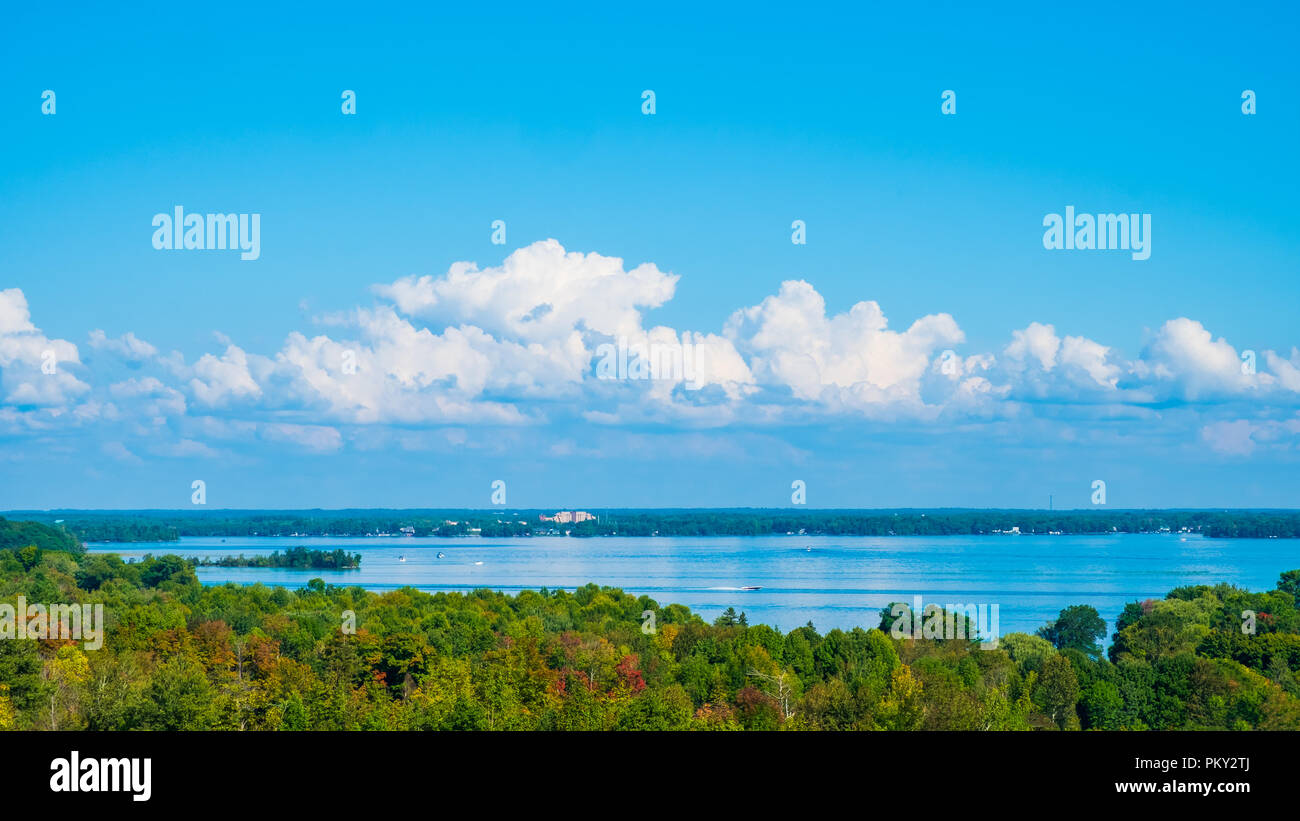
[89,531,1223,542]
[16,508,1300,543]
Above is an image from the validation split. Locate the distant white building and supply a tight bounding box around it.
[540,511,595,524]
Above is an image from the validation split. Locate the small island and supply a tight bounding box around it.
[190,547,361,570]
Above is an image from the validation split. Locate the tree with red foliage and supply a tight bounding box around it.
[615,654,646,693]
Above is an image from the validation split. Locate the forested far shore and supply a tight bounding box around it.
[0,517,84,554]
[9,508,1300,543]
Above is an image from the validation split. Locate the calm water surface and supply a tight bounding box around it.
[88,534,1300,637]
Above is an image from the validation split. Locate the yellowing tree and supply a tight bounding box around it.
[0,683,14,730]
[878,664,925,730]
[46,645,91,730]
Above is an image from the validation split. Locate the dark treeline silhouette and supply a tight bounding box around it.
[9,508,1300,542]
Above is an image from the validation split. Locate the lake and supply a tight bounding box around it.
[87,533,1299,638]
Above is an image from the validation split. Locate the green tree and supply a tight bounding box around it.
[17,545,40,571]
[1079,680,1123,730]
[999,632,1056,674]
[136,657,218,730]
[1038,605,1107,658]
[1039,654,1081,729]
[1277,569,1300,599]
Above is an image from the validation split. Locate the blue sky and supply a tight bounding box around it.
[1,2,1298,508]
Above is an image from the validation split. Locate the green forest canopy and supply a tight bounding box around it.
[0,517,82,554]
[2,527,1298,731]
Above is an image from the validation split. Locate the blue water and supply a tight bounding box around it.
[87,534,1300,637]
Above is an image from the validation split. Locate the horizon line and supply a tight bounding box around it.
[6,507,1300,515]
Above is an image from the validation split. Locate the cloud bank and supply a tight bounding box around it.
[3,241,1298,461]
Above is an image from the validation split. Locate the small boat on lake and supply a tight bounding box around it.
[741,585,761,591]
